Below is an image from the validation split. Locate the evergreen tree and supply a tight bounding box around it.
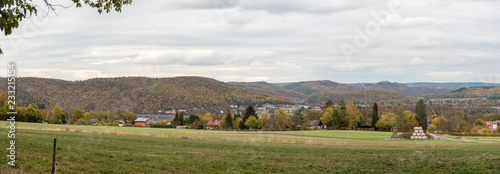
[179,111,185,125]
[173,111,179,125]
[324,100,334,109]
[338,99,346,112]
[292,110,306,127]
[415,99,428,131]
[242,105,256,129]
[244,105,256,119]
[371,103,379,129]
[224,110,233,129]
[188,114,200,124]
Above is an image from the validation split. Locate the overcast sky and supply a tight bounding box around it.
[2,0,500,83]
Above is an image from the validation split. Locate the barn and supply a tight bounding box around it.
[134,118,150,126]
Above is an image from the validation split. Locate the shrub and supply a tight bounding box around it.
[75,118,88,125]
[480,128,492,134]
[472,126,482,133]
[496,126,500,133]
[473,119,485,127]
[397,132,412,139]
[427,125,437,133]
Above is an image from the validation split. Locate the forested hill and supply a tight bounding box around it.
[354,81,452,95]
[282,80,362,95]
[227,81,307,101]
[0,77,294,114]
[427,86,500,99]
[306,90,421,106]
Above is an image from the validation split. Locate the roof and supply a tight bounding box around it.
[134,118,150,122]
[485,121,500,126]
[306,120,321,126]
[207,120,220,126]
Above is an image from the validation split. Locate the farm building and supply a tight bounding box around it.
[134,118,150,126]
[305,120,324,129]
[89,119,99,125]
[485,120,500,129]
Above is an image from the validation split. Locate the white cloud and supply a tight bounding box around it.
[411,36,439,48]
[410,57,426,65]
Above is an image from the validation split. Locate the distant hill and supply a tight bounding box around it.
[405,82,500,89]
[364,81,451,95]
[228,81,307,101]
[306,90,421,106]
[0,77,294,114]
[427,86,500,99]
[282,80,361,95]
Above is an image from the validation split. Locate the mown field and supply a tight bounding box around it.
[1,121,499,173]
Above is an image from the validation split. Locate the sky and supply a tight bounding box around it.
[2,0,500,83]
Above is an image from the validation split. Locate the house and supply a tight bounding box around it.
[89,119,99,125]
[305,120,324,129]
[207,120,220,126]
[134,118,150,126]
[485,120,500,129]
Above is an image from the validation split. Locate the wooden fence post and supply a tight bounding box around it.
[52,138,56,174]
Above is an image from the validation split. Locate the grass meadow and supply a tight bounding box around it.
[1,121,499,173]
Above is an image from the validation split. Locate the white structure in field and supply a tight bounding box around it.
[411,127,428,140]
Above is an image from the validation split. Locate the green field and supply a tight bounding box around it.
[1,121,499,173]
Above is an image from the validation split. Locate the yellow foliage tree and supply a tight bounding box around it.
[320,107,333,129]
[274,108,291,131]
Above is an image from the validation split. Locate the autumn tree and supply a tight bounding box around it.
[305,109,321,120]
[332,107,343,129]
[320,107,334,129]
[201,113,213,126]
[244,116,259,130]
[375,112,397,131]
[432,116,447,132]
[126,112,137,122]
[345,100,362,129]
[473,119,485,127]
[52,105,66,124]
[415,99,428,131]
[25,103,43,123]
[259,113,269,130]
[274,108,290,131]
[371,103,379,129]
[234,117,243,129]
[73,108,84,121]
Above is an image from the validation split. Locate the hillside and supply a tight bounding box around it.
[228,81,307,101]
[406,82,500,89]
[283,80,361,95]
[0,76,294,114]
[362,81,451,95]
[306,90,421,106]
[427,86,500,99]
